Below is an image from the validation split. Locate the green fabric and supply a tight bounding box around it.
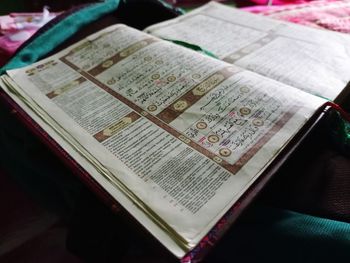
[157,0,185,15]
[164,38,218,59]
[0,0,120,75]
[208,205,350,262]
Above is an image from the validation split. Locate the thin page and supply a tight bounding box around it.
[4,24,325,255]
[146,2,350,101]
[0,76,186,258]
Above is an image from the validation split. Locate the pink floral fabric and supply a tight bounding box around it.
[243,0,350,33]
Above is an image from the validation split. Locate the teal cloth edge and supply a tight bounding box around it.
[211,205,350,262]
[247,206,350,239]
[163,38,218,59]
[0,0,120,75]
[158,0,185,15]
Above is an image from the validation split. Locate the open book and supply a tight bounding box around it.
[1,2,350,260]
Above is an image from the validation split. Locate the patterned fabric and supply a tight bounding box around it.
[243,0,350,33]
[249,0,310,5]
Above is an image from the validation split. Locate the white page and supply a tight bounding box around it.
[146,2,350,100]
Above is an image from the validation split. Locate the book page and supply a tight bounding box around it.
[146,2,350,101]
[4,24,326,254]
[0,75,188,259]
